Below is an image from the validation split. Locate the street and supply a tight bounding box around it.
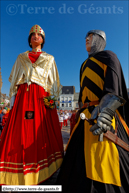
[61,125,70,151]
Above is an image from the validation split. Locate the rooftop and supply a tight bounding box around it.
[61,86,75,94]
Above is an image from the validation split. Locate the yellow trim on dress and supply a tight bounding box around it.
[0,158,63,185]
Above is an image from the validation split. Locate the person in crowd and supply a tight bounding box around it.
[69,110,77,135]
[56,30,129,193]
[57,109,59,116]
[63,111,68,127]
[59,112,64,130]
[66,110,71,126]
[0,107,2,114]
[0,107,7,134]
[68,110,72,119]
[0,24,63,185]
[2,108,9,130]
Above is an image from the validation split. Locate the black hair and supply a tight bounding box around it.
[25,111,34,119]
[28,33,45,49]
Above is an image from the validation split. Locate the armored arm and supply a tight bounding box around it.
[90,93,126,137]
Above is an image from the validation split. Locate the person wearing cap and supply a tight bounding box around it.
[0,25,63,185]
[56,30,129,192]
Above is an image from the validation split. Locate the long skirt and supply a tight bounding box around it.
[0,83,63,185]
[56,108,129,193]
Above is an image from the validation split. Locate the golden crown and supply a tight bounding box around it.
[29,24,45,38]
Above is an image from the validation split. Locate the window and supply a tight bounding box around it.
[65,97,68,101]
[69,103,72,107]
[66,103,68,107]
[62,104,64,107]
[61,97,64,102]
[76,103,78,108]
[69,97,72,102]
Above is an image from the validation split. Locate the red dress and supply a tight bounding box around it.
[0,52,63,185]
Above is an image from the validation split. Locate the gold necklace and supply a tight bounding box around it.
[31,48,42,53]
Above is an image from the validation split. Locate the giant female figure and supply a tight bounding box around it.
[0,24,63,185]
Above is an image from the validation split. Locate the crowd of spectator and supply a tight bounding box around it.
[0,107,10,135]
[57,109,77,133]
[0,107,78,136]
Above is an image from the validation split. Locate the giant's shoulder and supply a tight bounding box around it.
[40,51,55,60]
[15,51,55,65]
[19,51,54,59]
[97,50,118,59]
[94,50,121,71]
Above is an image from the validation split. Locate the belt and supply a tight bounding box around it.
[82,100,99,109]
[104,131,129,152]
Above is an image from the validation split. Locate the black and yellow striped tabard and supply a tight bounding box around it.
[70,56,122,186]
[79,57,107,104]
[57,51,129,192]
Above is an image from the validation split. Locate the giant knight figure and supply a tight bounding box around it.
[56,30,129,193]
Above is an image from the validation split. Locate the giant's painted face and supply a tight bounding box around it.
[86,33,93,52]
[30,32,43,48]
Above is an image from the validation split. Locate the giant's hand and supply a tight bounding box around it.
[89,93,126,137]
[90,107,113,135]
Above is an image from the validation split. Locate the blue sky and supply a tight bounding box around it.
[0,0,129,96]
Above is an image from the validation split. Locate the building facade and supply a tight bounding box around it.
[0,68,3,104]
[59,86,79,110]
[0,68,10,109]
